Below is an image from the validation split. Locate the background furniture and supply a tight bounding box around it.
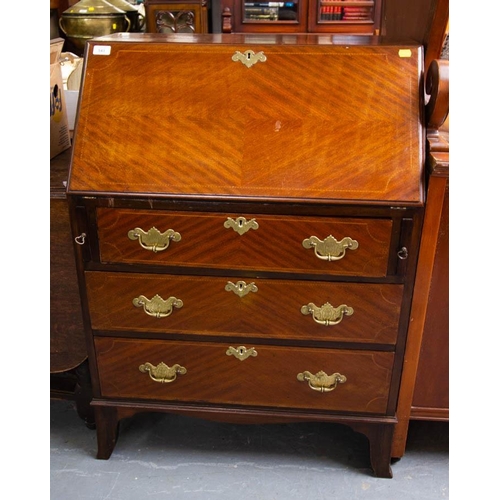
[219,0,381,34]
[145,0,209,33]
[382,0,449,76]
[50,148,94,427]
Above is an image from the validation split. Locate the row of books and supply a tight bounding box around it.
[244,2,298,21]
[242,2,371,22]
[244,2,296,6]
[320,6,372,21]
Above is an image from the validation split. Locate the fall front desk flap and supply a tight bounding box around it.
[67,33,424,205]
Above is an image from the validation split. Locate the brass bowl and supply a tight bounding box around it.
[59,0,131,53]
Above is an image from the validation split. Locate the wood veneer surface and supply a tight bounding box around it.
[68,34,424,205]
[86,271,403,343]
[95,337,394,413]
[97,208,393,276]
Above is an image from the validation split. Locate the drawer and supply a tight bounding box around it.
[97,208,392,277]
[86,272,403,344]
[95,337,394,414]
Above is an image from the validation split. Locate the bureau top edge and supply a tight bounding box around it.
[87,32,423,49]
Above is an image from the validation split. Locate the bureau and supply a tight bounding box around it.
[67,33,424,478]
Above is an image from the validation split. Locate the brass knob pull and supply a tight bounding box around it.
[226,346,258,361]
[302,235,358,261]
[128,227,181,253]
[297,370,347,393]
[225,281,258,297]
[301,302,353,326]
[133,294,183,318]
[224,217,259,235]
[139,362,187,383]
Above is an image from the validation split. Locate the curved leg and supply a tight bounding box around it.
[73,361,95,429]
[350,422,394,478]
[95,406,119,459]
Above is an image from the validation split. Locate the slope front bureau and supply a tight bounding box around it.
[67,33,424,478]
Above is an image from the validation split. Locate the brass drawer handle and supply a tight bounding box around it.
[225,281,258,297]
[301,302,353,326]
[128,227,181,253]
[133,294,183,318]
[302,235,358,261]
[139,362,187,383]
[224,217,259,235]
[297,370,347,393]
[226,346,258,361]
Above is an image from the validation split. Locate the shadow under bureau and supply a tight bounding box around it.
[67,33,425,478]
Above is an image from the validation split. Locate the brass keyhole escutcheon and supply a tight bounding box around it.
[232,50,267,68]
[225,281,258,297]
[224,217,259,235]
[226,346,258,361]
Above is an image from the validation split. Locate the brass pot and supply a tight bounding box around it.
[105,0,145,32]
[59,0,131,53]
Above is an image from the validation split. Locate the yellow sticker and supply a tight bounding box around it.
[113,23,117,29]
[398,49,412,58]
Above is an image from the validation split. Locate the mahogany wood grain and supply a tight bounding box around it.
[94,337,394,413]
[97,208,393,277]
[86,271,402,344]
[69,34,424,205]
[67,34,425,476]
[410,176,448,413]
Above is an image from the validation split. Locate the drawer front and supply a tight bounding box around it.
[97,208,392,277]
[86,272,403,344]
[95,337,394,414]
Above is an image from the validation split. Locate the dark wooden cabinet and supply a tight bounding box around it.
[67,33,425,477]
[144,0,209,33]
[382,0,449,75]
[220,0,381,34]
[50,148,94,426]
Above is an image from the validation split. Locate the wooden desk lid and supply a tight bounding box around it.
[68,34,424,205]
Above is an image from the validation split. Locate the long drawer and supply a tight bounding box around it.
[86,272,403,344]
[96,208,393,277]
[95,337,394,414]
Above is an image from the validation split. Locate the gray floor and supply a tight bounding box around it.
[50,399,448,499]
